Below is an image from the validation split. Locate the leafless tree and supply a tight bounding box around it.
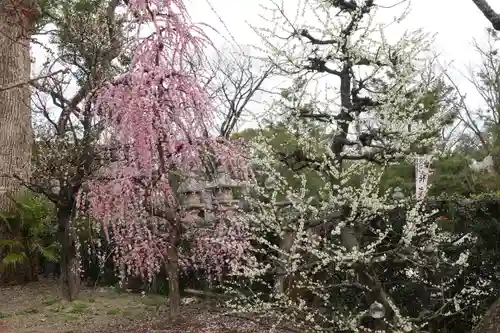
[192,45,276,138]
[444,28,500,169]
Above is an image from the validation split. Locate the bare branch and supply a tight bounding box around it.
[201,46,276,138]
[299,29,339,45]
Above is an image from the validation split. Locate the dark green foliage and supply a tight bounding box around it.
[429,154,477,197]
[232,125,328,203]
[0,191,58,282]
[379,161,414,195]
[418,196,500,332]
[379,153,500,198]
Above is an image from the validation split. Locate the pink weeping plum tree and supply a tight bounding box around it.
[82,0,251,316]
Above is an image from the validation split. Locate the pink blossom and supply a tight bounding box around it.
[81,0,252,282]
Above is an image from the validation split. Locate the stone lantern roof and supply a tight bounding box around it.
[177,172,205,194]
[392,187,405,201]
[177,171,205,211]
[205,165,240,190]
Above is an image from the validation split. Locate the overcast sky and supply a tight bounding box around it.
[186,0,500,110]
[32,0,500,130]
[189,0,497,67]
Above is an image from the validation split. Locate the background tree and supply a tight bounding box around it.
[446,28,500,176]
[189,45,276,138]
[210,48,275,138]
[457,7,500,329]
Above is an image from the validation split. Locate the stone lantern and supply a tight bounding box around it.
[368,301,387,331]
[199,188,216,225]
[50,179,60,195]
[369,301,386,319]
[392,186,405,201]
[206,165,240,209]
[177,173,204,223]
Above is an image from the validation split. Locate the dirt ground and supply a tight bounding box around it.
[0,280,166,333]
[0,280,282,333]
[0,281,297,333]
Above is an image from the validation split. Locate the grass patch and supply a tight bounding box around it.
[19,308,39,315]
[121,309,134,317]
[41,296,59,306]
[106,307,122,315]
[60,313,78,321]
[140,295,164,307]
[0,281,269,333]
[67,301,89,314]
[0,280,167,333]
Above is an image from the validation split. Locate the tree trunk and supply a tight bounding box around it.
[166,244,181,318]
[25,253,38,282]
[0,0,38,212]
[275,230,295,294]
[57,206,80,301]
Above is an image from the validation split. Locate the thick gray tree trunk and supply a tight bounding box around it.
[0,0,38,212]
[472,0,500,31]
[57,205,81,301]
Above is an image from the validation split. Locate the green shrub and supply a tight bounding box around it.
[0,191,58,281]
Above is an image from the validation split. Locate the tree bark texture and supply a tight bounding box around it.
[57,206,81,301]
[472,0,500,31]
[166,243,181,318]
[275,230,295,294]
[0,0,38,212]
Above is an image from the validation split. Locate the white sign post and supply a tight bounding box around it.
[415,155,432,201]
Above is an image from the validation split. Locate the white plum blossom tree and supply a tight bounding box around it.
[222,1,477,332]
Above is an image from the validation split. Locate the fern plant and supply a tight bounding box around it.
[0,191,58,281]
